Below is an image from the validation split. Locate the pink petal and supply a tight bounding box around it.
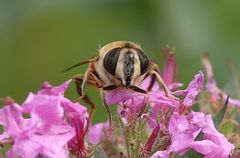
[190,112,235,157]
[174,72,204,107]
[105,88,145,105]
[88,121,110,144]
[191,140,218,155]
[140,76,160,91]
[0,103,24,138]
[151,150,170,158]
[39,80,72,96]
[61,98,88,128]
[144,124,160,152]
[22,93,64,126]
[7,125,74,158]
[149,91,179,108]
[163,49,177,86]
[169,112,189,134]
[61,98,89,155]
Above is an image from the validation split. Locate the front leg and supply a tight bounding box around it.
[73,71,101,133]
[148,70,178,101]
[74,71,115,130]
[148,70,170,96]
[74,75,96,134]
[100,90,113,129]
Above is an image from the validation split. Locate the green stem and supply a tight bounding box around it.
[118,116,130,158]
[135,120,142,158]
[86,140,104,158]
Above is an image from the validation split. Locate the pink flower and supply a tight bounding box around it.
[147,90,178,128]
[148,72,203,128]
[0,80,89,158]
[202,56,240,108]
[174,71,204,107]
[151,112,234,158]
[105,82,180,125]
[190,112,234,157]
[88,121,110,144]
[61,98,89,157]
[0,103,23,140]
[162,47,182,90]
[105,88,147,123]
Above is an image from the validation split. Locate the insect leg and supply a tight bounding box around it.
[147,75,156,92]
[128,85,147,94]
[74,74,98,134]
[100,90,113,129]
[62,58,97,72]
[103,85,118,91]
[149,70,170,97]
[80,69,90,97]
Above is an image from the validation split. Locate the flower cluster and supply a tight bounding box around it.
[104,49,236,158]
[0,80,89,158]
[151,112,234,158]
[0,48,239,158]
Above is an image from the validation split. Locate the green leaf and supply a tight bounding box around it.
[93,147,108,158]
[213,96,229,129]
[192,103,200,112]
[170,149,203,158]
[233,108,240,125]
[221,121,233,136]
[182,149,203,158]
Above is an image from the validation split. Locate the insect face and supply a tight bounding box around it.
[100,41,149,87]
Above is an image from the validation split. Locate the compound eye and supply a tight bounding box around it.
[136,49,149,74]
[103,47,121,76]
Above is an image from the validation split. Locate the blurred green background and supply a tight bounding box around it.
[1,1,240,122]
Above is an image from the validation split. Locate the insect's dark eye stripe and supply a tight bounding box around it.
[136,48,149,75]
[124,51,135,86]
[124,51,135,77]
[103,47,121,76]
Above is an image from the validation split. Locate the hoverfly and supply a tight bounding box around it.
[63,41,171,127]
